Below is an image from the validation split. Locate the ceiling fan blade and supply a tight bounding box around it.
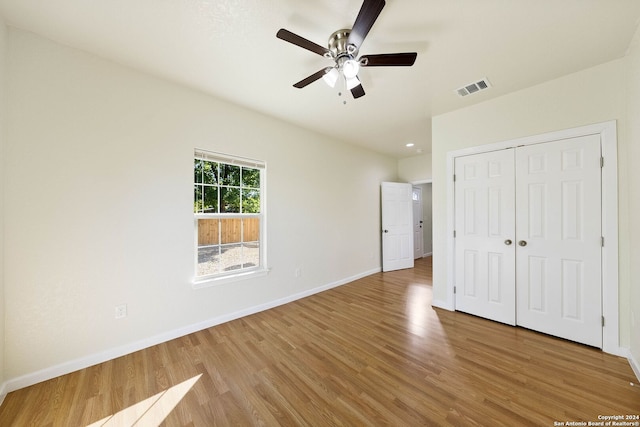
[347,0,386,50]
[351,84,366,99]
[293,68,332,88]
[360,52,417,67]
[277,28,330,57]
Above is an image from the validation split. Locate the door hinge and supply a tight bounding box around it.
[453,174,456,182]
[454,286,457,294]
[602,316,605,327]
[601,236,605,247]
[600,157,604,168]
[453,230,457,238]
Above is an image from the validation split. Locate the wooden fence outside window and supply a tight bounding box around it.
[198,218,260,246]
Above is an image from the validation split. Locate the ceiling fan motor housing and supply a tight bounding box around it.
[328,29,359,63]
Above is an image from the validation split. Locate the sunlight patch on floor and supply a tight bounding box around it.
[86,374,202,427]
[407,284,430,337]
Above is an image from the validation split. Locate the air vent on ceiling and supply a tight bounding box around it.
[455,78,491,97]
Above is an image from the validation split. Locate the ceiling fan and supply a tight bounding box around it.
[276,0,417,99]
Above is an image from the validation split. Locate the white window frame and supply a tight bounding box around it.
[193,150,268,288]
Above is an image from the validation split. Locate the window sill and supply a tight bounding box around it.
[192,268,270,289]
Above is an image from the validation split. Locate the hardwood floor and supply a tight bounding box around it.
[1,257,638,426]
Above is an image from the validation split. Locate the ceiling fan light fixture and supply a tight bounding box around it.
[345,76,360,90]
[342,59,360,79]
[323,68,340,88]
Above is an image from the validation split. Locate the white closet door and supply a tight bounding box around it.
[515,135,602,347]
[454,150,516,325]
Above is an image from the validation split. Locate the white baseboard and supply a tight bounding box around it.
[603,343,629,358]
[0,382,6,408]
[629,350,640,383]
[422,252,432,257]
[1,267,381,395]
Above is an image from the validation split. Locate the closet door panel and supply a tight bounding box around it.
[515,135,602,348]
[454,150,516,325]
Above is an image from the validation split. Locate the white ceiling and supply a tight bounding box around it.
[1,0,639,158]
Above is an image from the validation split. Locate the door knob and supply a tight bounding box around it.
[504,239,512,246]
[519,240,527,247]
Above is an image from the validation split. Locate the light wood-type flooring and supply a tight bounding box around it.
[1,257,639,426]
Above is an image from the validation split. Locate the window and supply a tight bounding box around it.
[194,150,266,282]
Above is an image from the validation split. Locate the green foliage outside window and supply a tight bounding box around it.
[194,159,261,214]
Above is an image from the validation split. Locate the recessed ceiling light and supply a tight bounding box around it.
[406,143,415,147]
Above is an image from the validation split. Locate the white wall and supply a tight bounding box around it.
[398,152,432,183]
[625,24,640,374]
[2,28,397,386]
[0,16,7,400]
[432,59,631,346]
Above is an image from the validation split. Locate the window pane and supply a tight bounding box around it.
[220,164,240,186]
[242,242,260,268]
[220,243,243,272]
[242,167,260,188]
[198,219,220,246]
[194,185,203,213]
[220,187,240,213]
[243,217,260,242]
[242,189,260,213]
[197,245,220,276]
[203,186,218,213]
[194,159,203,183]
[202,160,217,185]
[220,218,241,244]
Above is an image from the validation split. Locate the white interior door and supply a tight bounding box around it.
[515,135,602,347]
[454,150,516,325]
[381,182,414,272]
[412,186,424,259]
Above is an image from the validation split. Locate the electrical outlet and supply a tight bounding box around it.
[295,267,302,278]
[115,304,127,319]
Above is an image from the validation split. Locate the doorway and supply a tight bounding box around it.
[412,186,423,259]
[412,183,432,259]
